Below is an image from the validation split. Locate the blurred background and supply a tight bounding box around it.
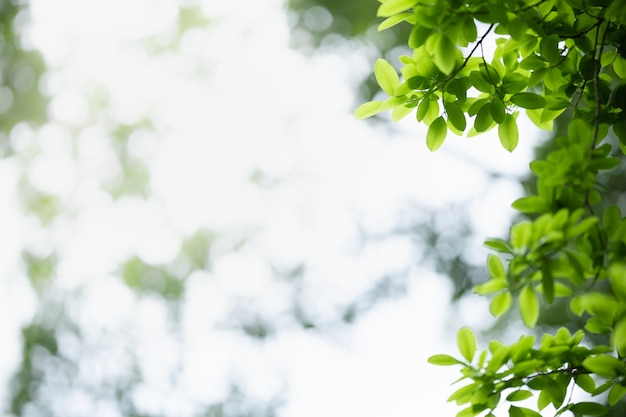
[0,0,556,416]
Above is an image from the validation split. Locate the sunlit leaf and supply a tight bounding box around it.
[490,292,512,317]
[582,355,624,378]
[374,59,400,95]
[428,354,464,366]
[457,327,476,362]
[377,0,418,17]
[519,285,539,328]
[498,113,519,152]
[426,116,447,151]
[354,101,383,119]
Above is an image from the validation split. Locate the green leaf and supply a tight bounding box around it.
[374,59,400,95]
[462,16,477,43]
[431,33,457,75]
[457,327,476,362]
[378,13,413,31]
[609,383,626,406]
[426,116,447,151]
[391,104,413,121]
[509,405,541,417]
[519,285,540,328]
[475,279,507,295]
[490,292,512,317]
[511,196,547,214]
[506,390,533,401]
[498,113,519,152]
[444,100,466,131]
[416,98,430,122]
[484,238,512,253]
[609,264,626,302]
[575,374,596,393]
[427,354,464,366]
[377,0,418,17]
[510,92,546,109]
[447,382,480,404]
[568,402,607,416]
[354,101,383,119]
[582,355,624,378]
[541,264,554,304]
[487,254,506,280]
[510,221,532,250]
[474,102,494,132]
[612,316,626,358]
[490,96,506,124]
[469,71,495,93]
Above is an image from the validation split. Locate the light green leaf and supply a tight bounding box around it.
[474,279,507,295]
[391,104,413,121]
[498,113,519,152]
[457,327,476,362]
[519,285,539,328]
[609,264,626,302]
[374,59,400,95]
[431,33,456,75]
[377,0,418,17]
[487,254,505,280]
[506,390,533,401]
[354,101,383,119]
[378,13,413,31]
[427,354,463,366]
[426,116,447,151]
[490,292,512,317]
[582,355,624,378]
[510,221,532,250]
[510,92,546,109]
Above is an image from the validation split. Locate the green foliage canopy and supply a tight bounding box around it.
[357,0,626,416]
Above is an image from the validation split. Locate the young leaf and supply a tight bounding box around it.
[374,59,400,96]
[457,327,476,362]
[498,113,519,152]
[377,0,418,17]
[426,116,447,151]
[519,285,540,328]
[427,354,463,366]
[490,292,512,317]
[487,254,506,280]
[354,101,383,119]
[506,390,533,401]
[378,13,413,31]
[582,355,624,378]
[430,33,456,75]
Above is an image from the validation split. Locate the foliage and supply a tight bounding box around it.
[357,0,626,416]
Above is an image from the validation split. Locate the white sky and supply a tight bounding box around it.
[0,0,545,416]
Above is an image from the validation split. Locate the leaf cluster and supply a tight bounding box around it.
[357,0,626,416]
[355,0,626,153]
